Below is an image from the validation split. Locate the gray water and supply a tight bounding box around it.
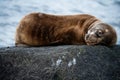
[0,0,120,47]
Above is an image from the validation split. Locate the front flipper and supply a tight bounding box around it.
[49,39,64,46]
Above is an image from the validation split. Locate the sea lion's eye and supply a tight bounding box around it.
[96,30,103,37]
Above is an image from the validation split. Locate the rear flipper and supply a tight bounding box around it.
[15,43,29,47]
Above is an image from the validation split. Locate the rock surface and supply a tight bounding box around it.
[0,45,120,80]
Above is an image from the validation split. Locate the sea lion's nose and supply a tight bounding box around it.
[86,34,89,39]
[85,34,89,40]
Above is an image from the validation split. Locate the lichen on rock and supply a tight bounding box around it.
[0,45,120,80]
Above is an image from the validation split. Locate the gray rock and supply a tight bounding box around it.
[0,45,120,80]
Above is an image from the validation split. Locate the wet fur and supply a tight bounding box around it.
[15,12,116,46]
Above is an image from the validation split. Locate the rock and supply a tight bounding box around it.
[0,45,120,80]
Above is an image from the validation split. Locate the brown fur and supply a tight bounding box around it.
[15,12,117,46]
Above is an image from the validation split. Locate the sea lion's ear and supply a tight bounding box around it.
[105,29,109,32]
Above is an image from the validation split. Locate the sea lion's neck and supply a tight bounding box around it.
[73,16,101,44]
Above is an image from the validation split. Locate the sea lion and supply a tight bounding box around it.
[15,12,117,46]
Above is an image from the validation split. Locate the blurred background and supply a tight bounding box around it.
[0,0,120,47]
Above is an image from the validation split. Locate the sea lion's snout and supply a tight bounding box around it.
[85,29,103,45]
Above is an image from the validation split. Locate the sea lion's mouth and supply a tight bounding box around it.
[85,39,97,45]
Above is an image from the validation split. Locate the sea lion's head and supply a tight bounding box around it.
[85,23,117,46]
